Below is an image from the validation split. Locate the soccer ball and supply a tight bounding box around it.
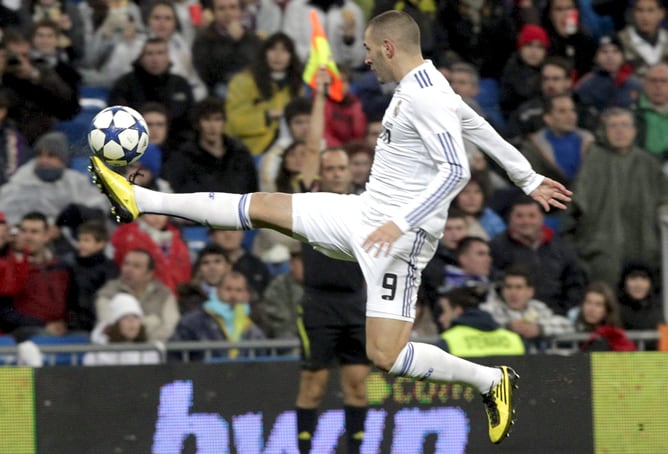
[88,105,150,166]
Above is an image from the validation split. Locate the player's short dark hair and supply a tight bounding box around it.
[77,220,109,242]
[367,10,420,52]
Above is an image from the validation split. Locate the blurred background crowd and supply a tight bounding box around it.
[0,0,666,365]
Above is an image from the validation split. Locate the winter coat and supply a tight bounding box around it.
[561,143,668,286]
[480,297,575,337]
[262,272,303,339]
[520,127,594,185]
[69,251,119,332]
[111,222,191,293]
[574,65,642,114]
[192,23,262,93]
[164,135,258,194]
[0,160,109,225]
[108,62,195,145]
[169,307,267,361]
[490,226,586,315]
[500,53,542,117]
[95,279,180,342]
[225,70,300,155]
[324,95,367,147]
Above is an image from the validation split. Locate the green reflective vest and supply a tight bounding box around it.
[441,325,526,357]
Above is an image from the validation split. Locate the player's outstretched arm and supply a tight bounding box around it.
[529,177,572,212]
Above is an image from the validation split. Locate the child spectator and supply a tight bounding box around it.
[500,24,550,118]
[481,267,574,352]
[573,282,637,352]
[83,293,161,366]
[69,221,118,332]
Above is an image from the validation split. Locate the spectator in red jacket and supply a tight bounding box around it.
[0,211,75,339]
[111,214,191,293]
[323,66,367,147]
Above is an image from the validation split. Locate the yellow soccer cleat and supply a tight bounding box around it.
[88,156,140,223]
[481,365,519,444]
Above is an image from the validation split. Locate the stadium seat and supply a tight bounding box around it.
[59,87,109,175]
[30,333,90,366]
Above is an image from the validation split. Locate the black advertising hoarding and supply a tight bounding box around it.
[34,356,592,453]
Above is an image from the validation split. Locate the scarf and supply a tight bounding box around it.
[204,298,251,357]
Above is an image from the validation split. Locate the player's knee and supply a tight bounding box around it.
[366,346,398,372]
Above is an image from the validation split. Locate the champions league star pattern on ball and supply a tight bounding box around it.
[88,106,150,167]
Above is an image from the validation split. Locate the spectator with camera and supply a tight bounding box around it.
[1,28,80,144]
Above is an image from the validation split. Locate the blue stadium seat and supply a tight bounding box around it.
[59,87,109,175]
[30,333,90,366]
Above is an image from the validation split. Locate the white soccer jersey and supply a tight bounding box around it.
[360,60,542,238]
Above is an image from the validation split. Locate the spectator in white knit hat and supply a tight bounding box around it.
[83,293,162,366]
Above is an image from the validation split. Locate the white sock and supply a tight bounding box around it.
[389,342,502,393]
[134,187,253,230]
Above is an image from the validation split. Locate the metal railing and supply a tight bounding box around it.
[0,331,661,366]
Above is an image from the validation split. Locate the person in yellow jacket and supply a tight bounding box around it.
[437,287,526,357]
[225,32,304,156]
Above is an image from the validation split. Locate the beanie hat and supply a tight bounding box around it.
[517,24,550,50]
[108,293,144,324]
[135,143,162,177]
[597,34,622,52]
[34,131,71,163]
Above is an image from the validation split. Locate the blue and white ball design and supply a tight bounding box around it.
[88,105,150,166]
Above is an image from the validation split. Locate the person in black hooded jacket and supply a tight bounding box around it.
[617,261,664,332]
[108,37,195,149]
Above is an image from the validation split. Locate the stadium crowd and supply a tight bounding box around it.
[0,0,666,364]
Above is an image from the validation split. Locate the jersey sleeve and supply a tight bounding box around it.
[389,92,470,232]
[458,101,544,195]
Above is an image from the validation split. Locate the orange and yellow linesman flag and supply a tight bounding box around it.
[302,10,344,102]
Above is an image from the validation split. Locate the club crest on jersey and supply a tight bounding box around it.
[393,100,402,117]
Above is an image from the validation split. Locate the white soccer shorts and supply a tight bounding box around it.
[292,192,437,322]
